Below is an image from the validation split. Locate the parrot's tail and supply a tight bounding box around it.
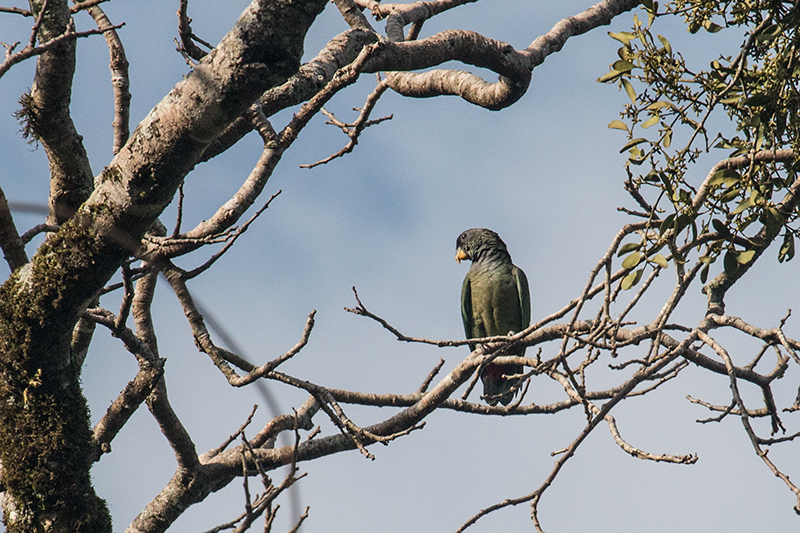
[480,362,523,406]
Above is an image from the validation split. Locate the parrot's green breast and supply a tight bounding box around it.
[463,262,526,354]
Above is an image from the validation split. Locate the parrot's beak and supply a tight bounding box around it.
[455,248,469,263]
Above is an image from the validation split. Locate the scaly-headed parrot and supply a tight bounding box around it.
[456,228,530,406]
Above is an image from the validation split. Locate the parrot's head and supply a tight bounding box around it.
[455,228,508,264]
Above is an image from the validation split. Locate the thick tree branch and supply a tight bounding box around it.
[201,28,380,162]
[368,29,531,110]
[21,0,95,225]
[204,0,644,162]
[524,0,641,64]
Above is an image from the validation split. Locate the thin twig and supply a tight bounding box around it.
[0,20,124,79]
[301,77,392,169]
[184,190,282,279]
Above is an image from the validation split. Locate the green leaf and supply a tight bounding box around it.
[644,1,658,25]
[776,112,787,139]
[657,34,672,55]
[608,31,634,46]
[619,137,648,153]
[621,78,637,103]
[764,206,784,240]
[608,120,628,131]
[646,101,672,111]
[628,154,646,166]
[617,242,642,256]
[700,263,710,283]
[671,244,686,264]
[663,128,672,148]
[736,249,756,264]
[779,233,795,263]
[751,187,765,206]
[621,251,642,269]
[708,168,740,187]
[703,20,723,33]
[597,69,623,83]
[658,172,674,195]
[673,213,693,235]
[719,94,742,105]
[641,115,659,129]
[719,186,741,203]
[754,23,782,42]
[755,126,764,151]
[745,93,772,107]
[621,268,643,290]
[723,250,738,274]
[612,60,634,73]
[681,116,703,131]
[711,218,731,237]
[714,138,737,149]
[659,213,675,235]
[732,196,755,215]
[651,254,669,269]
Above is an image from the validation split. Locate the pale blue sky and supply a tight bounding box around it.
[1,2,798,532]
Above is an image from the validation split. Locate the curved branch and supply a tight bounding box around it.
[204,0,644,159]
[377,0,642,110]
[368,29,531,110]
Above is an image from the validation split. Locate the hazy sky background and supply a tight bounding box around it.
[1,1,799,532]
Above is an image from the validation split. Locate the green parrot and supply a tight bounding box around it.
[456,228,530,406]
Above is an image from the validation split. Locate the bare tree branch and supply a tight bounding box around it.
[697,329,800,513]
[86,306,164,461]
[84,3,130,154]
[176,0,207,61]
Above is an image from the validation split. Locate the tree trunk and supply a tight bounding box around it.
[0,0,327,530]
